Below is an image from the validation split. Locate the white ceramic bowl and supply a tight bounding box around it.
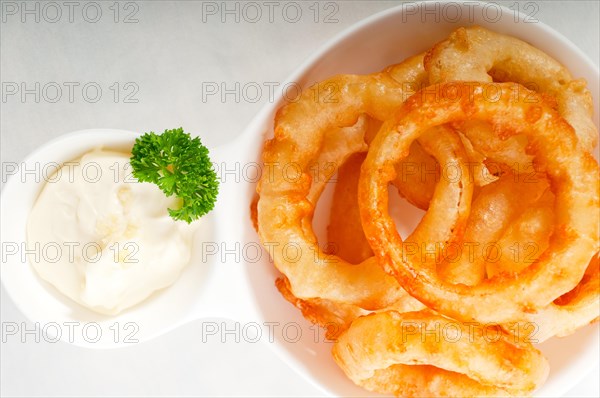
[233,2,600,397]
[1,1,598,396]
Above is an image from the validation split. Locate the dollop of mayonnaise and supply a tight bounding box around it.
[27,148,201,315]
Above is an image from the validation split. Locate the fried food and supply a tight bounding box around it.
[257,57,469,310]
[403,126,474,267]
[257,72,414,310]
[516,253,600,343]
[253,26,599,397]
[278,123,471,338]
[359,81,599,325]
[438,172,549,286]
[326,152,373,264]
[425,26,597,153]
[332,311,549,397]
[389,140,438,209]
[485,189,554,279]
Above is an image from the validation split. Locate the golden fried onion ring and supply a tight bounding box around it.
[482,189,598,342]
[332,310,549,397]
[536,253,599,340]
[485,189,554,279]
[257,72,411,309]
[258,55,475,310]
[439,172,549,286]
[326,152,373,264]
[389,138,439,210]
[425,26,597,152]
[359,82,599,324]
[274,123,472,337]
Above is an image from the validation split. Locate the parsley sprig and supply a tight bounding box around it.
[130,128,219,223]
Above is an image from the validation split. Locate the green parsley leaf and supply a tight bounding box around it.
[130,128,219,223]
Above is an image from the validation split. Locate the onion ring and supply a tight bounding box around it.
[359,82,599,324]
[389,139,439,210]
[273,120,425,340]
[332,310,549,397]
[536,253,600,340]
[257,72,414,309]
[517,253,600,343]
[272,124,469,335]
[485,189,554,279]
[438,172,549,286]
[488,197,598,342]
[425,26,598,153]
[326,152,373,264]
[384,55,447,209]
[404,126,474,267]
[257,54,477,309]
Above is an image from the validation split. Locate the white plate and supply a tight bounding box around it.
[1,1,598,396]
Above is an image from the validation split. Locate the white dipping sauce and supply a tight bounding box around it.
[27,148,201,315]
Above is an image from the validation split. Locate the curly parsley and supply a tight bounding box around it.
[130,128,219,223]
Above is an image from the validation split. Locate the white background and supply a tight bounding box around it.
[1,0,599,396]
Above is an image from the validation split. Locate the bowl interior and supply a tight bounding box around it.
[239,1,600,396]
